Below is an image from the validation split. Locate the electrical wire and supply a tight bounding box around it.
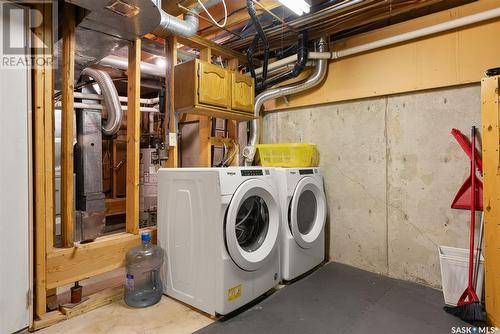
[197,0,228,28]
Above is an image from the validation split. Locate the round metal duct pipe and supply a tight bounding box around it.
[80,67,123,136]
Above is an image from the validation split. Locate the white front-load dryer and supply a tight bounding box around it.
[157,167,280,316]
[275,168,327,281]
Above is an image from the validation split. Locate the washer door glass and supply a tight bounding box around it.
[226,179,280,271]
[235,196,269,252]
[289,177,326,249]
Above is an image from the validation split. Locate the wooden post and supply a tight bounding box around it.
[166,36,178,168]
[227,58,239,71]
[199,48,212,167]
[199,48,212,63]
[225,58,239,167]
[33,1,55,317]
[112,140,118,198]
[481,75,500,326]
[44,3,55,253]
[60,3,75,248]
[33,5,47,316]
[126,39,141,235]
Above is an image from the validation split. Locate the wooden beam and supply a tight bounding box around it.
[105,198,126,216]
[46,230,156,289]
[166,36,178,168]
[60,286,123,318]
[177,34,248,65]
[61,3,76,248]
[32,310,67,331]
[199,0,280,37]
[481,75,500,327]
[161,0,197,17]
[126,38,141,235]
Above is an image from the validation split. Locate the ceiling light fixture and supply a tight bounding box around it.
[278,0,310,16]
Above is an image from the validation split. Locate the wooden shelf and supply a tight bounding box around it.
[176,104,255,121]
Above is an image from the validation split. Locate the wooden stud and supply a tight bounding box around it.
[481,75,500,326]
[166,36,178,168]
[227,58,239,71]
[61,3,76,248]
[199,48,212,63]
[126,38,141,235]
[198,48,213,167]
[112,140,118,198]
[33,3,47,316]
[44,3,55,253]
[227,121,239,166]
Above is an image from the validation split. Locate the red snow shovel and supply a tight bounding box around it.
[444,126,485,323]
[450,128,483,211]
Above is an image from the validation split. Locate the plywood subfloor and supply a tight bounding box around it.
[38,296,213,334]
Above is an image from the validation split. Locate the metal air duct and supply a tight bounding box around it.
[243,38,329,166]
[80,68,123,136]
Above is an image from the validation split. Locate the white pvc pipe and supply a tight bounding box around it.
[248,55,297,76]
[334,7,500,59]
[74,92,159,105]
[55,101,159,113]
[249,7,500,75]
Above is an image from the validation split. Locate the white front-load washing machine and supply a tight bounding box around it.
[157,167,281,316]
[275,168,327,281]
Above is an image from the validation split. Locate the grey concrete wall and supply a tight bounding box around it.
[263,84,481,287]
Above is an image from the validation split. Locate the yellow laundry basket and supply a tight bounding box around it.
[255,144,319,167]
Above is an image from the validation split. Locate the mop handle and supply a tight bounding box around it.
[468,126,476,290]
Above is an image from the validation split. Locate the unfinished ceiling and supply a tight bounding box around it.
[172,0,476,55]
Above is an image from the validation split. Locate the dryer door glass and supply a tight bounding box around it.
[235,196,269,252]
[289,177,327,249]
[225,179,280,272]
[296,190,317,235]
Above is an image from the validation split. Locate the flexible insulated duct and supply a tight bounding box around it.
[243,38,328,165]
[80,68,123,136]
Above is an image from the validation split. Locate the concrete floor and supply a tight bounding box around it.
[38,262,468,334]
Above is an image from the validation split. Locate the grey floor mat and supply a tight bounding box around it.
[194,262,469,334]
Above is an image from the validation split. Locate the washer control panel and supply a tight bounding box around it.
[241,169,265,176]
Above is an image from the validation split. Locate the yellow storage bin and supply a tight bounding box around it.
[255,143,319,167]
